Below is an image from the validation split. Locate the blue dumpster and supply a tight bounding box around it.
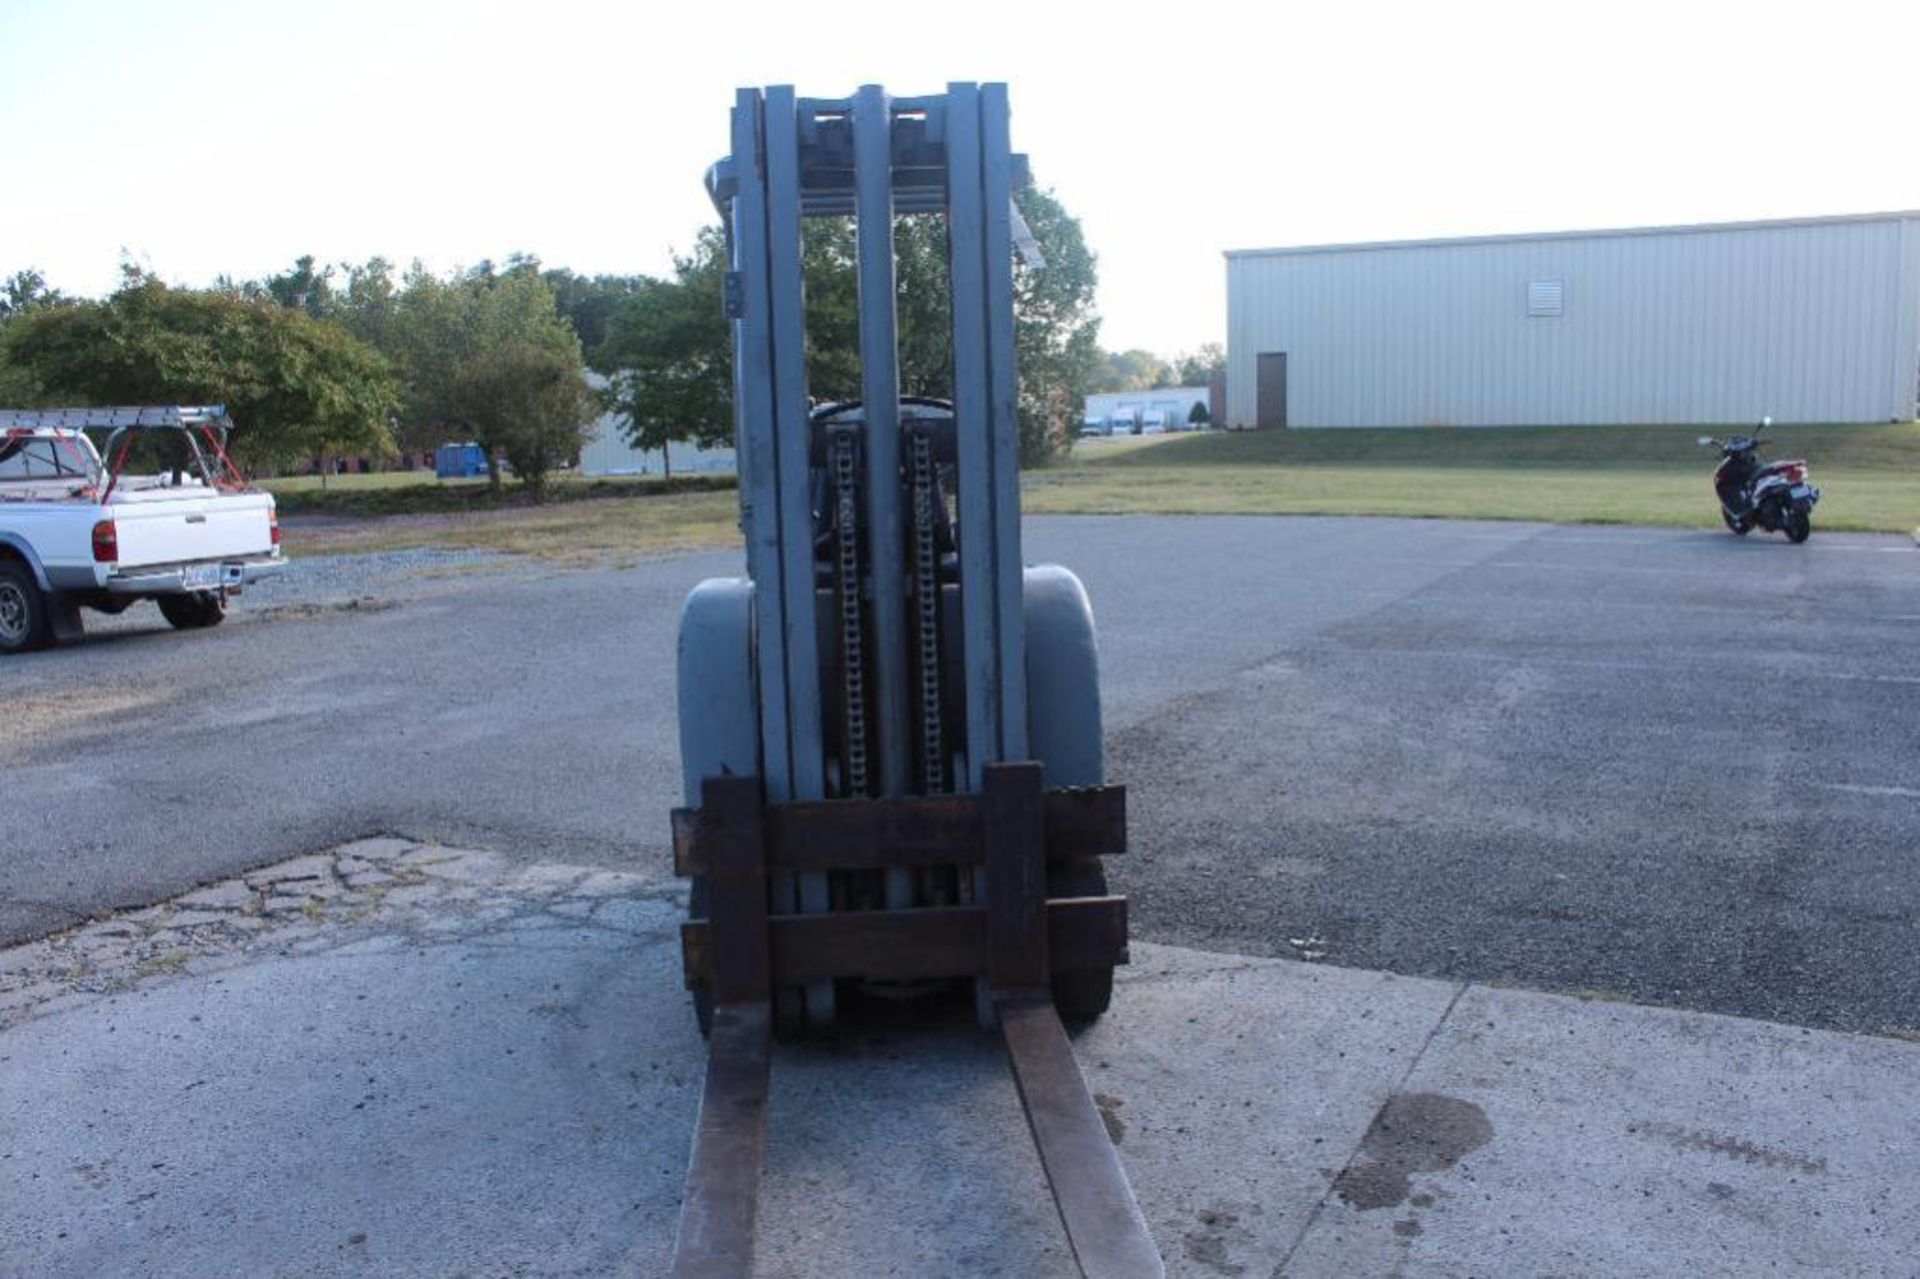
[434,443,489,479]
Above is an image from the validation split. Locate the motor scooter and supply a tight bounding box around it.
[1700,417,1819,543]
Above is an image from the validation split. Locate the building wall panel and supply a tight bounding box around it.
[1225,214,1920,427]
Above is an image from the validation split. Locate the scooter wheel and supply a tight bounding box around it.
[1784,510,1811,544]
[1721,509,1750,536]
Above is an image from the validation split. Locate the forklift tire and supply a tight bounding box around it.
[1023,566,1105,790]
[159,591,226,630]
[676,578,771,1035]
[0,561,51,654]
[1048,857,1114,1023]
[1024,566,1117,1024]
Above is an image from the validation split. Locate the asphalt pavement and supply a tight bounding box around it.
[2,516,1915,1035]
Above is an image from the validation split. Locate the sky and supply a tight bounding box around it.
[2,0,1915,357]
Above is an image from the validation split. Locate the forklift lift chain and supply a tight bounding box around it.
[909,425,946,797]
[830,425,870,800]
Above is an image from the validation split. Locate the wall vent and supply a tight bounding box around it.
[1527,279,1564,317]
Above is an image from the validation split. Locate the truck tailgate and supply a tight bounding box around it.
[108,490,275,567]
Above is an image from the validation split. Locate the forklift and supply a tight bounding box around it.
[668,82,1161,1277]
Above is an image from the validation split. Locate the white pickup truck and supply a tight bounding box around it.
[0,406,284,654]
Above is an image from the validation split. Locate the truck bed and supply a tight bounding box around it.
[107,486,276,569]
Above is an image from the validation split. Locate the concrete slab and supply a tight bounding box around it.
[1079,954,1462,1276]
[750,954,1458,1277]
[3,919,692,1276]
[1285,984,1920,1277]
[2,848,1915,1277]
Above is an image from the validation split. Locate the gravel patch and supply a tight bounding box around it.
[78,547,514,635]
[271,547,510,605]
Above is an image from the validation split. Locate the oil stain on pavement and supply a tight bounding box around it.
[1333,1092,1493,1210]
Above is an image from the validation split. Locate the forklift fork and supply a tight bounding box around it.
[669,768,1158,1277]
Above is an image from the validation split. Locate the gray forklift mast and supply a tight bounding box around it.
[707,84,1035,1025]
[710,82,1030,802]
[670,83,1157,1276]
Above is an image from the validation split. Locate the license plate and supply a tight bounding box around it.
[1789,485,1813,500]
[183,563,225,590]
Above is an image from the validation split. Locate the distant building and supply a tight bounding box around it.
[1225,210,1920,428]
[1082,387,1211,432]
[577,372,736,477]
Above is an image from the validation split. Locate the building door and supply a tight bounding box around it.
[1256,352,1288,429]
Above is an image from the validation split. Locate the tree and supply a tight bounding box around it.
[453,341,593,500]
[542,268,646,363]
[798,219,862,398]
[1188,400,1211,428]
[781,189,1098,463]
[1,269,64,321]
[601,184,1100,469]
[596,231,731,478]
[333,258,401,356]
[1091,348,1168,394]
[263,255,336,317]
[1009,187,1102,464]
[387,265,587,491]
[1174,343,1226,389]
[1,270,396,468]
[0,353,32,405]
[893,216,957,398]
[790,214,955,402]
[0,269,68,402]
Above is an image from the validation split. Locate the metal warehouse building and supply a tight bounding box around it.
[1224,210,1920,429]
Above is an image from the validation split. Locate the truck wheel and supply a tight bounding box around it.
[159,591,226,630]
[0,562,50,654]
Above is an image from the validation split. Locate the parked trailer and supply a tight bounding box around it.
[667,83,1160,1277]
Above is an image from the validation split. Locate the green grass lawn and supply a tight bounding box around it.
[258,471,482,495]
[281,487,741,562]
[264,470,735,518]
[275,422,1918,561]
[1027,423,1920,533]
[268,469,742,561]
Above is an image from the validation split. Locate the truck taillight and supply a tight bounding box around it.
[270,509,280,547]
[92,520,118,563]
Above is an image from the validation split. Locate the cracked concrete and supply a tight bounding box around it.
[0,838,672,1031]
[3,841,1917,1277]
